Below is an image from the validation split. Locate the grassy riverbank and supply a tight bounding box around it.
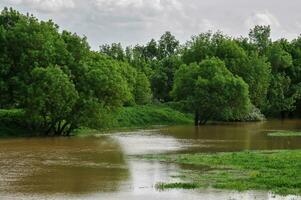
[112,105,192,128]
[0,105,193,137]
[144,150,301,195]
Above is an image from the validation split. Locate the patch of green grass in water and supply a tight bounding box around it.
[155,182,200,190]
[268,131,301,137]
[143,150,301,195]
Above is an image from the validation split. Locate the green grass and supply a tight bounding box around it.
[268,131,301,137]
[112,104,193,128]
[155,182,200,190]
[143,150,301,195]
[0,105,193,137]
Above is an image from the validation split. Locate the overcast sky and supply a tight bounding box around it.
[1,0,301,49]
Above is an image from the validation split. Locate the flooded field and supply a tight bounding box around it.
[0,120,301,200]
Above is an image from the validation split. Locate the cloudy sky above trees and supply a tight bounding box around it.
[1,0,301,49]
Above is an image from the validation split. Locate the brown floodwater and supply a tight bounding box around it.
[0,120,301,200]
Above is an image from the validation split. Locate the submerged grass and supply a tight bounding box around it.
[268,131,301,137]
[143,150,301,195]
[155,182,200,190]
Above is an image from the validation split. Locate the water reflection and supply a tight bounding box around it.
[0,137,129,195]
[160,120,301,152]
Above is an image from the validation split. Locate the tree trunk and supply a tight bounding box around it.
[194,110,199,126]
[280,111,285,119]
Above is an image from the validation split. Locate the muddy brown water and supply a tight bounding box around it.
[0,120,301,200]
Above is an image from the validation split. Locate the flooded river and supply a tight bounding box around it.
[0,120,301,200]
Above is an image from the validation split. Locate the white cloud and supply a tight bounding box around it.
[245,10,280,28]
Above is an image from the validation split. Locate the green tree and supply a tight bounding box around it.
[82,52,132,108]
[267,41,293,72]
[266,74,301,117]
[158,31,179,59]
[134,72,152,105]
[100,43,125,61]
[242,54,271,108]
[172,58,251,125]
[182,32,214,64]
[151,56,182,101]
[0,8,70,107]
[264,40,300,117]
[25,66,78,135]
[249,25,271,54]
[145,39,158,60]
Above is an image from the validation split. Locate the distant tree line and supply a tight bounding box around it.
[100,25,301,124]
[1,7,301,134]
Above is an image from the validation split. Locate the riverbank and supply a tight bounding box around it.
[0,105,193,138]
[142,150,301,195]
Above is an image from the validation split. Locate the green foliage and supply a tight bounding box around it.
[172,58,251,124]
[4,6,301,136]
[0,8,153,135]
[134,72,152,105]
[151,56,183,101]
[239,105,266,122]
[112,105,192,128]
[100,43,125,61]
[83,52,132,107]
[158,31,179,59]
[25,66,79,135]
[249,25,271,54]
[145,150,301,195]
[265,74,301,116]
[236,53,271,108]
[0,109,29,137]
[155,182,199,190]
[267,41,293,72]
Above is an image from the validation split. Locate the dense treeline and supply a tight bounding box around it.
[1,8,301,135]
[100,25,301,124]
[0,8,152,135]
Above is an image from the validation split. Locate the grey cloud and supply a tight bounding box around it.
[1,0,301,49]
[4,0,75,12]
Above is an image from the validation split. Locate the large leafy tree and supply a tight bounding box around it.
[172,58,251,125]
[0,8,70,107]
[25,66,79,135]
[182,32,271,109]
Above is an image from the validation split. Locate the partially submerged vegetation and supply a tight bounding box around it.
[0,109,30,137]
[0,105,193,137]
[268,131,301,137]
[143,150,301,195]
[156,182,199,190]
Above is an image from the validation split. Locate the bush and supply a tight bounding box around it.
[0,109,29,137]
[239,105,266,122]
